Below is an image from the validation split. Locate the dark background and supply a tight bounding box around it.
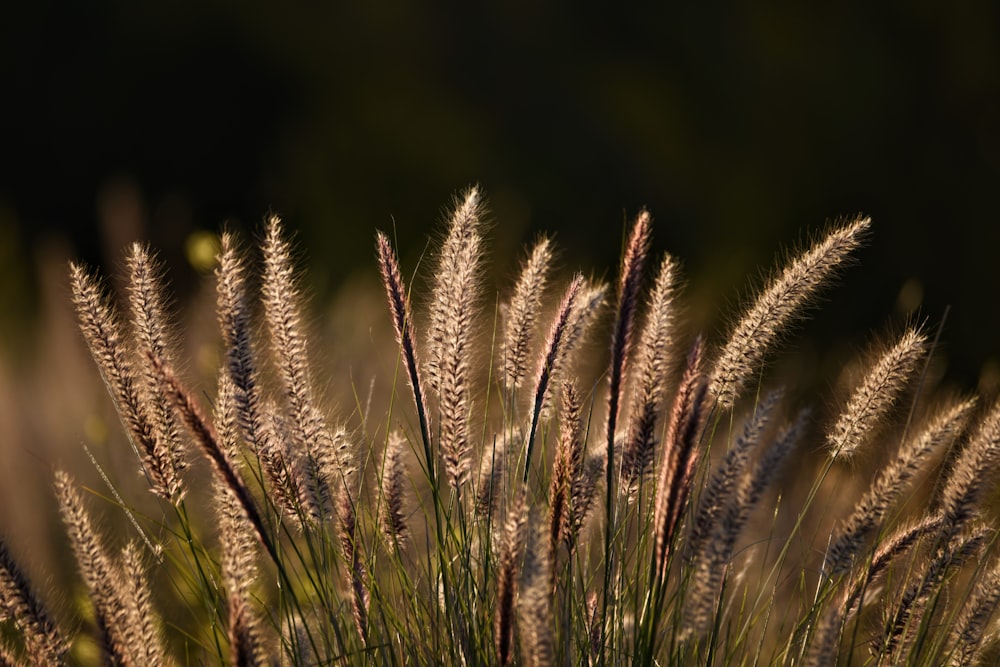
[2,1,998,389]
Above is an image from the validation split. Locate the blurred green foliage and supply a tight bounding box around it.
[1,1,998,385]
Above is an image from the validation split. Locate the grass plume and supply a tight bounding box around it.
[5,189,998,666]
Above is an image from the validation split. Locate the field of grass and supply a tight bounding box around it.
[1,187,998,665]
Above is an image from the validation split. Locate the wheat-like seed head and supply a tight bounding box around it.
[518,526,554,667]
[151,353,278,566]
[948,560,1000,666]
[827,327,927,457]
[502,236,554,390]
[426,186,484,390]
[684,401,804,641]
[118,542,165,667]
[336,483,369,646]
[711,216,870,409]
[623,253,679,493]
[825,396,975,575]
[70,262,178,499]
[536,279,607,421]
[379,432,409,551]
[475,433,511,520]
[654,337,709,577]
[687,389,781,558]
[425,187,484,489]
[217,231,270,460]
[878,526,990,659]
[262,215,338,521]
[496,491,528,667]
[262,215,314,427]
[55,470,137,666]
[52,191,1000,665]
[213,374,268,667]
[548,386,577,563]
[127,243,188,500]
[939,399,1000,538]
[0,538,66,666]
[606,210,652,484]
[524,274,584,481]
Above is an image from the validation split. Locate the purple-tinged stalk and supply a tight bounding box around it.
[375,230,433,477]
[711,216,870,409]
[523,273,584,482]
[653,337,710,579]
[601,210,652,657]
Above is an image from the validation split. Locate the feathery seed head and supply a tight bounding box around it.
[56,470,137,666]
[826,395,976,575]
[0,537,67,666]
[711,215,870,409]
[950,560,1000,666]
[827,327,927,457]
[375,230,433,466]
[337,483,369,644]
[623,253,680,491]
[426,186,485,394]
[524,274,585,481]
[607,210,653,459]
[496,491,528,667]
[654,336,710,574]
[518,527,554,667]
[216,231,268,455]
[70,261,179,499]
[688,389,782,556]
[425,187,486,489]
[939,398,1000,534]
[379,433,409,551]
[126,242,187,499]
[502,236,554,390]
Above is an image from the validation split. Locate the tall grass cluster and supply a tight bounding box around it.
[1,187,999,665]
